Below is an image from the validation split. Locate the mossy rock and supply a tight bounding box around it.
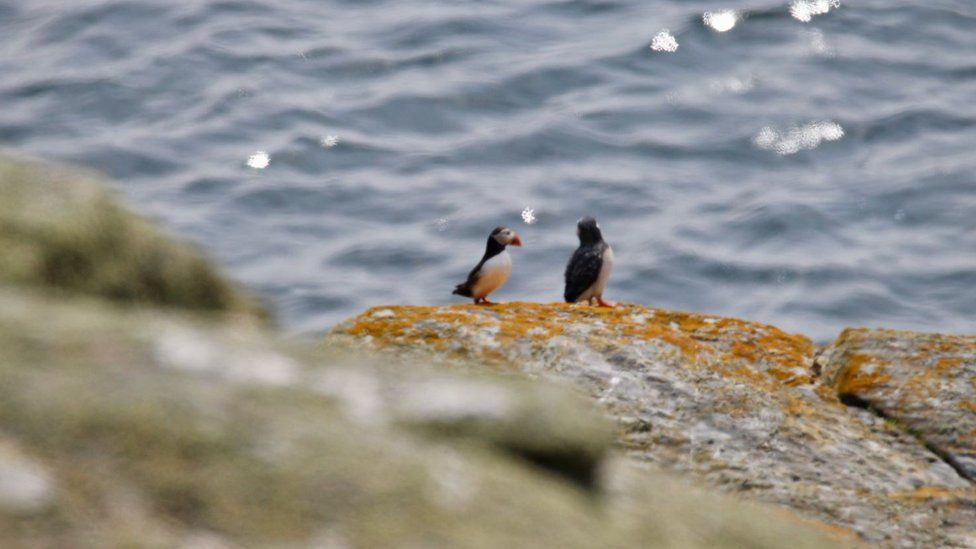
[0,155,264,318]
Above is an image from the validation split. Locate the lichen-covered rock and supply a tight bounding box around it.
[329,303,976,546]
[0,155,264,318]
[819,328,976,481]
[0,290,842,548]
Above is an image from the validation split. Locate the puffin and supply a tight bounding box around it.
[453,226,522,305]
[564,216,615,307]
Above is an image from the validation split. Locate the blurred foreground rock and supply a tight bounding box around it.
[0,291,842,548]
[0,156,844,547]
[330,304,976,547]
[0,155,264,318]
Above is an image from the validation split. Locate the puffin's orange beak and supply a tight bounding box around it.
[511,234,522,247]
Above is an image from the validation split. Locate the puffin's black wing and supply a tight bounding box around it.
[564,243,604,302]
[453,258,487,297]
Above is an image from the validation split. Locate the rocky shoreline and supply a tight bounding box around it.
[328,303,976,547]
[2,155,973,547]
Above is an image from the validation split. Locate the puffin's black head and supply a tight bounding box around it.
[576,216,603,245]
[490,226,522,247]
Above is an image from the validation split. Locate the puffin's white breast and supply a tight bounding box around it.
[594,245,614,294]
[471,251,511,299]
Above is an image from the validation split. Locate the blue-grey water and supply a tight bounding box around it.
[2,0,975,341]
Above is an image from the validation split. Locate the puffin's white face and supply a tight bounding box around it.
[493,228,522,247]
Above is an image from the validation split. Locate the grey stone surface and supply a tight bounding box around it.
[819,328,976,482]
[330,303,976,546]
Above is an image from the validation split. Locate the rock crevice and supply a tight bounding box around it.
[819,328,976,485]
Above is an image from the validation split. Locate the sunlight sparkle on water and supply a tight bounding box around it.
[650,30,679,53]
[521,207,536,225]
[709,75,756,94]
[805,29,835,56]
[246,151,270,169]
[790,0,839,22]
[753,121,844,155]
[321,135,340,148]
[703,11,738,32]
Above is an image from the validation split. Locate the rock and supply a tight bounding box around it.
[329,303,976,546]
[0,154,929,545]
[0,155,264,319]
[315,364,614,489]
[819,328,976,481]
[0,290,842,547]
[0,440,55,516]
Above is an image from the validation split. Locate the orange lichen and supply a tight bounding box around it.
[645,309,815,387]
[862,348,972,406]
[814,383,839,402]
[757,333,815,375]
[729,365,767,385]
[336,303,828,388]
[348,304,549,342]
[831,354,891,397]
[333,302,820,391]
[730,341,759,362]
[888,486,974,503]
[917,334,976,356]
[342,306,483,352]
[934,357,962,372]
[767,366,810,387]
[962,401,976,415]
[783,394,815,416]
[762,506,862,544]
[622,323,704,360]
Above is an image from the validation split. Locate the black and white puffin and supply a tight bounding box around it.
[564,216,615,307]
[453,226,522,305]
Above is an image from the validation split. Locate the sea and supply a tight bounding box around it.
[2,0,975,341]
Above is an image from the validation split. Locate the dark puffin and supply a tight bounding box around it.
[453,226,522,305]
[564,216,615,307]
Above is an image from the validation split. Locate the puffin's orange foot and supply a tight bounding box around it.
[596,298,616,308]
[474,298,497,306]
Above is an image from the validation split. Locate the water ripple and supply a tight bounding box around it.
[1,0,975,340]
